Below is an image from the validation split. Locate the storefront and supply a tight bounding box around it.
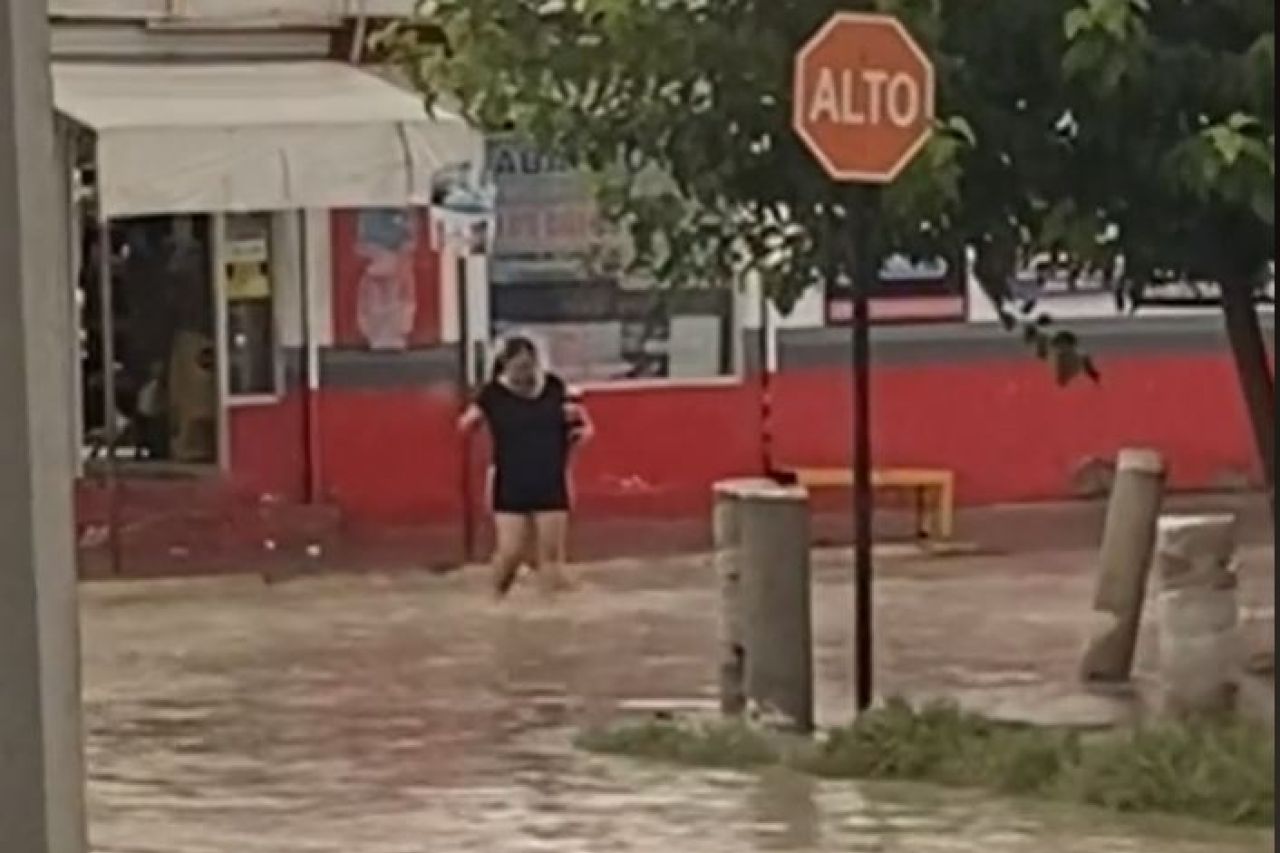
[56,60,474,462]
[54,60,480,571]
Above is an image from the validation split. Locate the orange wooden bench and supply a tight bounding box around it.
[784,467,955,541]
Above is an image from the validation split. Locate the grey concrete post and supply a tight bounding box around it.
[713,478,775,716]
[713,482,742,715]
[739,483,813,733]
[0,3,89,851]
[1154,515,1240,717]
[1080,448,1166,683]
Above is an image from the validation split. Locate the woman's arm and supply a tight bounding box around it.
[564,387,594,445]
[458,403,484,434]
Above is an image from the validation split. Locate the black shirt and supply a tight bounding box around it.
[476,374,572,513]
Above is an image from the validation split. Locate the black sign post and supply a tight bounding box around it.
[849,187,880,712]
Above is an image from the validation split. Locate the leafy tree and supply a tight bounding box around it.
[379,0,1274,490]
[378,0,1087,352]
[1056,0,1275,493]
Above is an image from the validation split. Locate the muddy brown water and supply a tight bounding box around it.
[83,551,1274,852]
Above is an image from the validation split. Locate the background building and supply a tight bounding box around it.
[53,1,1274,575]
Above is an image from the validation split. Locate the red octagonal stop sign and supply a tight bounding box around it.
[793,13,936,183]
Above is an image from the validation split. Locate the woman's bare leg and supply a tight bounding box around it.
[532,511,572,594]
[492,513,533,598]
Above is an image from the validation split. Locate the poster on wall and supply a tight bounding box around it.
[825,253,966,325]
[355,210,418,351]
[331,208,443,352]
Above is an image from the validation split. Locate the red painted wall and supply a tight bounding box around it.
[317,384,464,526]
[771,352,1264,503]
[207,350,1269,525]
[303,380,764,527]
[570,382,764,516]
[78,344,1265,574]
[228,394,308,501]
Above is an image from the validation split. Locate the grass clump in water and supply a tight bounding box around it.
[798,699,1080,797]
[579,699,1274,827]
[1059,718,1274,826]
[796,698,990,781]
[576,716,780,769]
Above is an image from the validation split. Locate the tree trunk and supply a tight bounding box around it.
[1221,281,1275,506]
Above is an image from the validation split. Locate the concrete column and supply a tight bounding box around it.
[1080,448,1166,683]
[0,3,89,852]
[1155,515,1240,717]
[713,478,774,716]
[739,483,813,733]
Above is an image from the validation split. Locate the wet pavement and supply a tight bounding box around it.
[83,546,1275,852]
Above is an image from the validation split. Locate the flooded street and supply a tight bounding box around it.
[83,550,1274,852]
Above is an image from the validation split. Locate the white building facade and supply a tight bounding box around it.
[51,0,480,480]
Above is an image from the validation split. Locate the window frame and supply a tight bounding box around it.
[219,211,287,408]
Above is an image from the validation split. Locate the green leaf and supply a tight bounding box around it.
[1063,37,1107,79]
[1065,7,1092,40]
[946,116,978,147]
[1226,112,1262,134]
[1208,127,1246,166]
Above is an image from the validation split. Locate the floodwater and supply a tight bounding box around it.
[83,551,1274,852]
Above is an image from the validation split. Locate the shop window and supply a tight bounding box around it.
[79,214,219,465]
[222,213,279,398]
[491,280,733,383]
[486,136,736,384]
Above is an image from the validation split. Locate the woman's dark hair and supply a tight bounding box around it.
[491,335,539,381]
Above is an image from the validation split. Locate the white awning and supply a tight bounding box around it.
[53,61,481,217]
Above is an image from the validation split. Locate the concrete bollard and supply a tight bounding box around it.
[713,478,773,716]
[1155,514,1241,717]
[1080,448,1166,683]
[738,482,814,733]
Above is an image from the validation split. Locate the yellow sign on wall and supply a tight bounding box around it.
[224,213,272,301]
[225,261,271,301]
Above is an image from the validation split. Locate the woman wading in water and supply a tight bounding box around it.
[459,336,592,598]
